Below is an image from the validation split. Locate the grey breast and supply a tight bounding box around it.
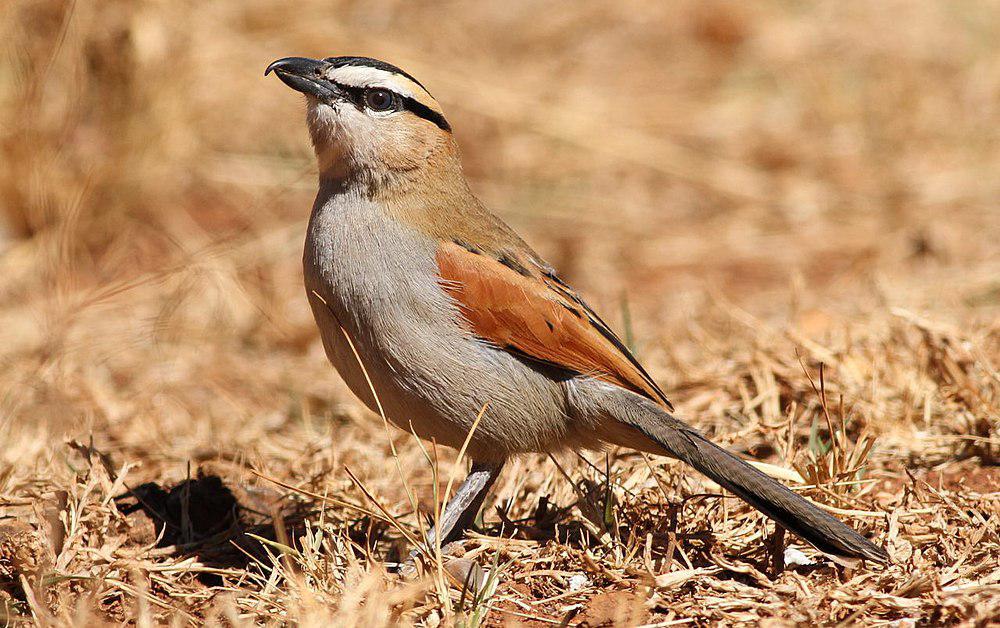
[302,188,574,457]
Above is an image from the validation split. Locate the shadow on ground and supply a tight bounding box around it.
[114,470,400,584]
[116,473,308,584]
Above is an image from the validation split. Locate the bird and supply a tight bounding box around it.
[264,55,889,567]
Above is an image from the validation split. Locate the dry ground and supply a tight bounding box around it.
[1,1,999,625]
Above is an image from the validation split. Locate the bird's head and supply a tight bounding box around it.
[265,56,457,190]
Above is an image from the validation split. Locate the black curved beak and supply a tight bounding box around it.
[265,57,343,100]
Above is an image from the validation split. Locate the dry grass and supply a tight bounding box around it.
[1,0,999,625]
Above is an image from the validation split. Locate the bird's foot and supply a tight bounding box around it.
[394,540,466,580]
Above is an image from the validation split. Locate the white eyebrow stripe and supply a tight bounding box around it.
[329,66,419,98]
[328,65,444,116]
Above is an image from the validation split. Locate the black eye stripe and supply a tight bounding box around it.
[329,81,451,133]
[403,96,451,132]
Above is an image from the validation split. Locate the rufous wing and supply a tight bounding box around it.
[436,240,673,410]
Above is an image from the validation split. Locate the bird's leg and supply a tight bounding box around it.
[425,460,505,550]
[398,461,504,576]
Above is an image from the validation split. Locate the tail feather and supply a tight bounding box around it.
[639,418,889,564]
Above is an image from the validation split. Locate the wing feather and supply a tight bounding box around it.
[436,241,673,410]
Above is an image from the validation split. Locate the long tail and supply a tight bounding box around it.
[634,414,889,564]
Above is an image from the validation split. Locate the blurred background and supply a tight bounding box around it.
[3,0,1000,509]
[0,0,998,622]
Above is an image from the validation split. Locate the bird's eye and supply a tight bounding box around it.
[364,88,396,112]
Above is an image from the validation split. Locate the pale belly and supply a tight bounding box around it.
[302,194,578,461]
